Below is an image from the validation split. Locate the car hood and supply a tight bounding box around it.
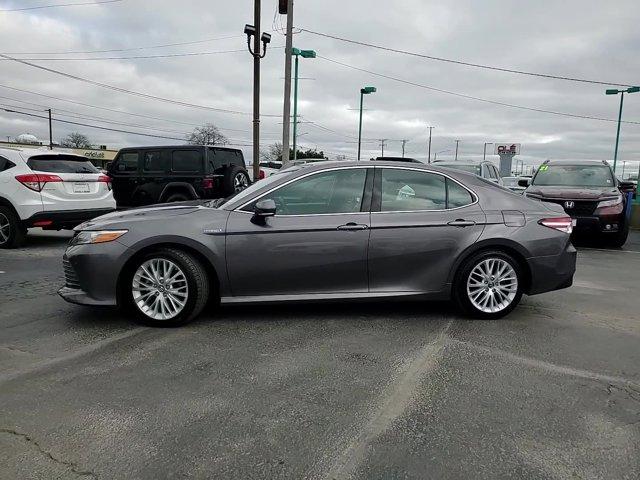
[526,186,619,201]
[75,201,213,231]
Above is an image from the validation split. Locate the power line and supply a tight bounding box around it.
[0,0,123,12]
[0,48,259,61]
[0,34,244,55]
[318,55,640,126]
[300,27,635,88]
[0,53,280,117]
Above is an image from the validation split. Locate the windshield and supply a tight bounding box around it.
[439,164,482,175]
[532,164,614,187]
[209,168,299,208]
[27,155,99,174]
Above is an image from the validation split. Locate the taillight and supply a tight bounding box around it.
[15,173,63,192]
[97,174,112,191]
[538,217,573,234]
[202,176,215,189]
[258,169,266,180]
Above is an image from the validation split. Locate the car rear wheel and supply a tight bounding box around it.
[223,166,250,196]
[0,206,26,249]
[165,192,190,203]
[127,248,209,327]
[454,250,523,319]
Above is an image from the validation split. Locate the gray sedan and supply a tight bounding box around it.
[59,161,577,326]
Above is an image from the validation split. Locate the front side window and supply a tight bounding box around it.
[172,150,202,172]
[532,164,614,187]
[381,169,447,211]
[27,155,98,173]
[114,152,139,173]
[244,168,367,215]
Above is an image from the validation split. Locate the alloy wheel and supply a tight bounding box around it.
[466,258,518,314]
[233,173,249,193]
[132,258,189,320]
[0,213,10,244]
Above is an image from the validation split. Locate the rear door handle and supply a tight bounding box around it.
[337,222,369,231]
[447,219,476,227]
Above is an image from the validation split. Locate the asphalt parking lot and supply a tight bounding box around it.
[1,230,640,480]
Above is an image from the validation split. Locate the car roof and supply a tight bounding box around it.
[543,159,609,166]
[433,160,486,165]
[118,145,242,152]
[0,147,88,160]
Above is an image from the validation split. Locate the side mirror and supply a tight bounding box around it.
[618,180,634,191]
[518,178,530,188]
[253,198,276,219]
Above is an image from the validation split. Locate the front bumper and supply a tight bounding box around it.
[527,240,577,295]
[58,240,130,307]
[571,214,624,236]
[24,208,115,230]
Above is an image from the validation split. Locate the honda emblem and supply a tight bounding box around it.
[564,201,575,209]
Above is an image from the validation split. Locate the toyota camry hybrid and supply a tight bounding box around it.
[59,161,577,326]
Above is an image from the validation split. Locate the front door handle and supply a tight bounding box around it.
[447,219,476,227]
[337,222,369,231]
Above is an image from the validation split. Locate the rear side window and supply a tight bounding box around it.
[143,151,168,172]
[381,169,447,211]
[172,150,202,172]
[0,156,15,172]
[114,152,139,172]
[210,148,244,169]
[27,155,98,173]
[446,178,474,208]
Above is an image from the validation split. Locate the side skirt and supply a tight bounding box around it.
[220,290,449,305]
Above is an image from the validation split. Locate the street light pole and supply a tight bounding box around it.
[357,86,376,161]
[427,126,433,163]
[281,0,294,165]
[606,86,639,173]
[455,139,460,161]
[47,108,53,150]
[291,48,316,163]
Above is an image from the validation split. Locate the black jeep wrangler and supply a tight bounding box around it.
[108,145,250,208]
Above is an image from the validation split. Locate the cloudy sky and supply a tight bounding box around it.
[0,0,639,176]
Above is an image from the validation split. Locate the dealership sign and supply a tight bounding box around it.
[494,143,520,155]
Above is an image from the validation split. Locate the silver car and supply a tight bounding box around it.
[59,161,577,326]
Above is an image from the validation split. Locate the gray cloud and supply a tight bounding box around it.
[0,0,638,176]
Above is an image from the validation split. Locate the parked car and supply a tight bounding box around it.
[521,159,632,247]
[433,160,503,185]
[502,176,526,193]
[0,148,115,248]
[258,160,282,178]
[108,145,250,208]
[60,161,576,326]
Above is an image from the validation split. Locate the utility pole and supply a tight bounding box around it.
[47,108,53,150]
[244,3,271,180]
[427,126,433,163]
[401,139,408,158]
[483,142,493,161]
[454,139,460,161]
[380,139,387,157]
[606,86,639,173]
[281,0,294,165]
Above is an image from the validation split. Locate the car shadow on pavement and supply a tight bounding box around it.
[20,230,73,249]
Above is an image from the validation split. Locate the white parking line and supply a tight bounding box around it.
[0,271,5,274]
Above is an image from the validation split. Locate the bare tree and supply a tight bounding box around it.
[186,123,228,145]
[60,132,92,149]
[260,142,283,162]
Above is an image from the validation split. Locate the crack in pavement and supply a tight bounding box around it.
[450,338,640,390]
[0,428,96,479]
[323,320,452,480]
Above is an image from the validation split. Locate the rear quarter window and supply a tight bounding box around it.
[27,155,98,173]
[446,178,474,208]
[0,156,16,172]
[209,148,245,169]
[172,150,203,172]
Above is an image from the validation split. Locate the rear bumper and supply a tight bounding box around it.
[527,240,577,295]
[23,208,115,230]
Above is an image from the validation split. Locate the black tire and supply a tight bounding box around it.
[165,192,191,203]
[124,248,209,327]
[453,250,524,320]
[223,166,250,196]
[0,206,27,249]
[604,222,629,249]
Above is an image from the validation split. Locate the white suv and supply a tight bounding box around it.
[0,147,116,248]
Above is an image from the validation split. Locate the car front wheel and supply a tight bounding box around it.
[126,248,209,327]
[454,250,523,319]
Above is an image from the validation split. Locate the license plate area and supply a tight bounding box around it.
[73,182,91,193]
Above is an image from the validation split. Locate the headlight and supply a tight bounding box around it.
[597,196,622,208]
[70,230,127,245]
